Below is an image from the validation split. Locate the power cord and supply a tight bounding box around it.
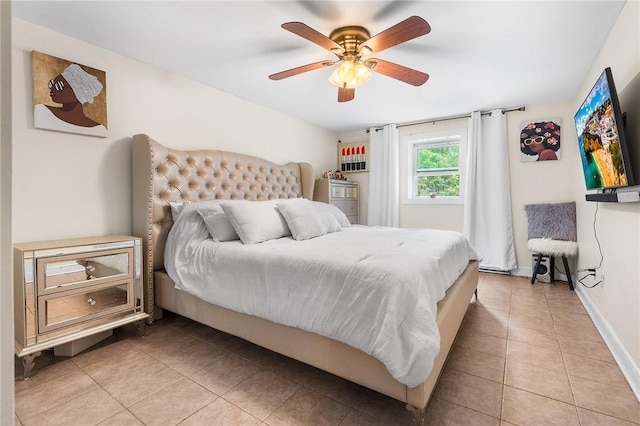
[576,202,604,288]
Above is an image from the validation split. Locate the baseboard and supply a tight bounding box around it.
[573,284,640,402]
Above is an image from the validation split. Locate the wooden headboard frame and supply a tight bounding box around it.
[131,134,315,323]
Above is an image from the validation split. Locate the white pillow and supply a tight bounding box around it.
[194,202,239,242]
[311,201,351,227]
[221,199,292,244]
[277,199,342,241]
[319,212,342,234]
[169,201,190,222]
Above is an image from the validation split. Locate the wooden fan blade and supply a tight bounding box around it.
[269,61,334,81]
[282,22,344,53]
[367,59,429,86]
[338,87,355,102]
[360,16,431,54]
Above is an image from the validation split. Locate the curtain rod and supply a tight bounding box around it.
[367,106,526,132]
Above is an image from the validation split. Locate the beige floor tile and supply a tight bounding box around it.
[130,323,197,354]
[265,387,351,426]
[434,368,502,418]
[345,385,413,425]
[15,368,99,422]
[153,339,225,376]
[223,370,300,420]
[288,366,364,407]
[553,312,602,342]
[509,310,555,333]
[180,398,260,426]
[564,353,628,387]
[14,357,82,393]
[507,324,560,351]
[577,407,639,426]
[548,299,587,315]
[23,387,123,426]
[100,362,183,408]
[505,359,573,404]
[338,409,393,426]
[506,340,566,373]
[188,351,261,396]
[462,315,508,339]
[73,340,155,385]
[502,386,580,426]
[474,295,511,312]
[226,338,284,367]
[454,328,507,358]
[129,377,217,426]
[445,345,505,383]
[570,376,640,423]
[250,351,319,386]
[467,304,510,325]
[425,397,500,426]
[97,410,145,425]
[556,333,615,363]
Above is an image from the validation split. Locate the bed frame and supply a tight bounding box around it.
[131,134,479,423]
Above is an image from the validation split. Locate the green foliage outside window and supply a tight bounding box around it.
[417,145,459,170]
[417,175,460,196]
[416,145,460,197]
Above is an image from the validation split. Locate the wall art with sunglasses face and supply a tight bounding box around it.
[31,51,107,137]
[519,119,561,162]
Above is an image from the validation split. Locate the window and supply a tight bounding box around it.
[404,128,467,204]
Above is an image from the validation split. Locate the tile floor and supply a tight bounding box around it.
[14,273,640,425]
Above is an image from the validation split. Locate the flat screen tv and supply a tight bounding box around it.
[574,67,634,190]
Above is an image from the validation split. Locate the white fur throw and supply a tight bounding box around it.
[524,202,577,241]
[528,238,578,256]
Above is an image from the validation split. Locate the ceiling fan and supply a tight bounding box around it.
[269,16,431,102]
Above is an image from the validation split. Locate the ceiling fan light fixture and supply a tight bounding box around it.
[329,60,371,89]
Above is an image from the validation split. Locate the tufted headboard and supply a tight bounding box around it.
[132,134,314,322]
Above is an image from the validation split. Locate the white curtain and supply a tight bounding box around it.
[367,124,399,227]
[463,110,517,271]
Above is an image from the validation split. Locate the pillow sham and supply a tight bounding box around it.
[169,201,190,222]
[277,198,342,241]
[221,199,292,244]
[311,201,351,227]
[194,201,239,242]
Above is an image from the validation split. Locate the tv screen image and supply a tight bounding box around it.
[574,67,633,190]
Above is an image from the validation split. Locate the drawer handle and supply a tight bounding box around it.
[87,298,96,306]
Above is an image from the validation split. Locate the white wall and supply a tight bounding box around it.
[1,2,14,424]
[507,101,578,269]
[11,19,338,243]
[573,0,640,367]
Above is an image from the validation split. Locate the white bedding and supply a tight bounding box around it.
[165,203,477,387]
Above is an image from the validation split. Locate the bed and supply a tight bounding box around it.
[131,134,479,423]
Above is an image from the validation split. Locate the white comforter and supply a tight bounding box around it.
[165,205,477,387]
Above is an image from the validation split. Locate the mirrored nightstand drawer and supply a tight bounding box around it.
[38,279,133,333]
[37,247,133,295]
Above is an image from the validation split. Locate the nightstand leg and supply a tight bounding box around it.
[22,351,41,379]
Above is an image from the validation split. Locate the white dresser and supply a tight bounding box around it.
[313,178,359,225]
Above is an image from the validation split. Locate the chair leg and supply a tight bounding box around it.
[562,255,574,290]
[531,253,543,284]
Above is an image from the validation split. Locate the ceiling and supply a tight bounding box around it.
[12,1,625,134]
